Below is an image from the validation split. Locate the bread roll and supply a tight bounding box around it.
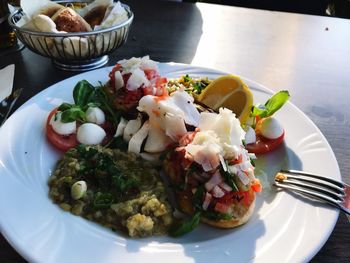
[51,7,92,32]
[83,6,108,28]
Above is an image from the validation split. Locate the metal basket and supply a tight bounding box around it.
[8,1,134,71]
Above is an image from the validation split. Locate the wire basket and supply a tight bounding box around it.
[8,1,134,71]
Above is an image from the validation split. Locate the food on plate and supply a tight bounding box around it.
[163,108,260,234]
[105,56,167,114]
[244,91,290,154]
[45,80,117,151]
[49,145,173,237]
[47,56,289,237]
[194,75,253,124]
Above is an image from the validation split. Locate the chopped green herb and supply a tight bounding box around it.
[170,211,201,237]
[221,161,239,192]
[93,192,114,209]
[192,186,205,211]
[202,211,233,221]
[111,175,139,192]
[183,74,192,82]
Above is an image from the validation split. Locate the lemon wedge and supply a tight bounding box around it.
[195,75,253,124]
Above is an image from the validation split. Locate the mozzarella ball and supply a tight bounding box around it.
[77,123,106,145]
[86,107,105,125]
[245,126,256,144]
[258,117,284,139]
[50,111,76,135]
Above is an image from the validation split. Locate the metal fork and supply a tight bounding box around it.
[274,169,350,216]
[0,88,23,126]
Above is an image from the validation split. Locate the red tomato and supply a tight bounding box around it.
[217,192,235,206]
[251,179,262,193]
[246,131,285,154]
[46,108,78,152]
[214,202,230,213]
[144,69,160,80]
[100,120,116,145]
[108,64,122,88]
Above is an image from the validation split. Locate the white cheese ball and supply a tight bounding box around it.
[259,117,284,139]
[86,107,105,125]
[77,123,106,145]
[50,111,76,135]
[245,126,256,144]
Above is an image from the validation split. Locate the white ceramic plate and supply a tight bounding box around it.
[0,63,340,263]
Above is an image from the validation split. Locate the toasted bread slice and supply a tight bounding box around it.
[163,153,256,229]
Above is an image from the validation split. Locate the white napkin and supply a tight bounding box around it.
[0,64,15,102]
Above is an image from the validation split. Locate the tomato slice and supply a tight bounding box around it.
[246,131,285,154]
[144,69,160,80]
[251,178,262,193]
[46,108,78,152]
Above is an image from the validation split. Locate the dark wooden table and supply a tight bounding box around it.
[1,0,350,262]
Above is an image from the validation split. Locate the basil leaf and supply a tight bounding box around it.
[58,102,74,111]
[73,80,96,107]
[251,90,290,118]
[60,106,86,123]
[94,88,120,123]
[170,211,201,237]
[251,103,268,118]
[264,90,290,116]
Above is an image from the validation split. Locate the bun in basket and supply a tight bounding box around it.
[51,7,92,32]
[83,6,108,28]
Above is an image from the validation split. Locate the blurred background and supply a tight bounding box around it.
[184,0,350,18]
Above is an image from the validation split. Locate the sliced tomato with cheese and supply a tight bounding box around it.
[46,108,78,152]
[246,131,285,154]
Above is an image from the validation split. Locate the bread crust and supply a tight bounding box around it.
[83,6,108,28]
[51,8,92,32]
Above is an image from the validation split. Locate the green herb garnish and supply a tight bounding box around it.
[93,192,114,209]
[183,74,192,82]
[250,90,290,119]
[202,211,233,221]
[58,80,119,124]
[221,161,239,192]
[170,211,202,237]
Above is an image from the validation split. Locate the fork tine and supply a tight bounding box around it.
[274,178,344,201]
[276,172,345,196]
[274,181,342,209]
[281,169,346,188]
